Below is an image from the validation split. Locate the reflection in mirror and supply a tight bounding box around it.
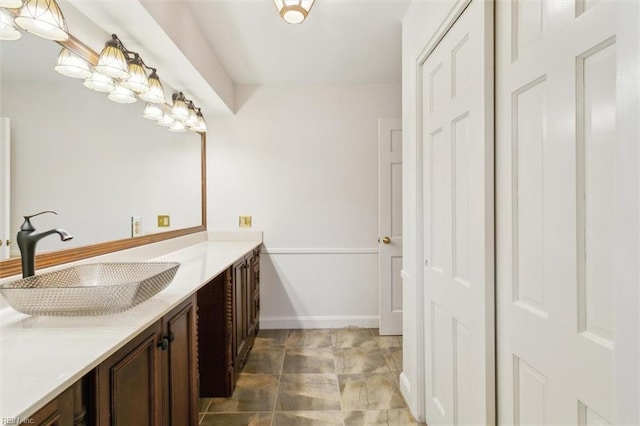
[0,32,202,259]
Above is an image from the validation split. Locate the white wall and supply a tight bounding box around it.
[207,83,400,329]
[401,0,458,421]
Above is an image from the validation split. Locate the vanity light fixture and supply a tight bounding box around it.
[138,70,165,104]
[94,34,130,79]
[107,83,137,104]
[83,71,115,92]
[273,0,315,24]
[170,92,190,122]
[190,109,207,133]
[54,48,92,79]
[157,113,175,127]
[0,8,21,40]
[142,103,164,121]
[168,120,186,132]
[0,0,23,8]
[14,0,68,40]
[185,101,199,128]
[121,54,149,94]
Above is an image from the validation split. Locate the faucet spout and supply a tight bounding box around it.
[16,212,73,278]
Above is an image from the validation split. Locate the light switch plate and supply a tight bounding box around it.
[157,215,170,227]
[239,215,252,228]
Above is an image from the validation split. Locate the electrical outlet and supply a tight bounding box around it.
[157,215,171,227]
[239,215,252,228]
[131,216,141,237]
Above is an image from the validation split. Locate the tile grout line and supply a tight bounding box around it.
[270,329,289,425]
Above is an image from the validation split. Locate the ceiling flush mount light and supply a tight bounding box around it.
[54,48,91,79]
[0,9,21,41]
[171,92,190,122]
[138,70,165,104]
[273,0,315,24]
[94,34,130,79]
[14,0,68,41]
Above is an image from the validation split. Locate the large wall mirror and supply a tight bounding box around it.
[0,24,206,278]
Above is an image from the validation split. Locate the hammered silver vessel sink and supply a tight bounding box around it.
[0,262,180,316]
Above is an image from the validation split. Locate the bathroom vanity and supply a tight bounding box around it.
[0,233,261,425]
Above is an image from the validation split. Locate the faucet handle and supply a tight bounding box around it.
[20,211,58,231]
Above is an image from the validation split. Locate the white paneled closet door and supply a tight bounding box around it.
[420,1,494,424]
[496,1,617,424]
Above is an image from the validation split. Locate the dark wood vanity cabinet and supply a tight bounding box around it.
[26,386,74,426]
[198,249,261,397]
[94,296,197,426]
[25,374,91,426]
[162,298,198,426]
[23,248,260,425]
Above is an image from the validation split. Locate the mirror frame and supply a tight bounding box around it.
[0,35,207,279]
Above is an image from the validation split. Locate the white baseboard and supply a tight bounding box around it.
[260,315,379,329]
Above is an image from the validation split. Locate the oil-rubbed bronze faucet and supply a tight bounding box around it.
[17,211,73,278]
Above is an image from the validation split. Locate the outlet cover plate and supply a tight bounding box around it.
[131,216,141,237]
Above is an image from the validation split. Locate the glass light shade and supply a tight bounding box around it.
[0,0,23,8]
[273,0,315,24]
[94,40,130,79]
[14,0,69,41]
[192,112,207,133]
[185,107,199,128]
[0,9,22,41]
[138,71,165,103]
[121,59,149,93]
[171,94,190,121]
[168,120,186,133]
[157,113,175,127]
[142,103,164,121]
[83,71,115,92]
[108,84,136,104]
[54,48,92,79]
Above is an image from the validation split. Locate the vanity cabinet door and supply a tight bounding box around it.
[197,270,233,397]
[95,322,163,426]
[197,249,261,398]
[161,296,197,426]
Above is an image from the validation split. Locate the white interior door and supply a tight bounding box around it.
[378,118,403,336]
[0,118,9,260]
[419,1,494,424]
[496,1,617,424]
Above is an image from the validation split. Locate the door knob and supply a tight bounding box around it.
[382,236,391,245]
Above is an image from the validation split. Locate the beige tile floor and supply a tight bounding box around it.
[198,328,424,426]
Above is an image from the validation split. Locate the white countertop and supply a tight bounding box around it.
[0,233,262,423]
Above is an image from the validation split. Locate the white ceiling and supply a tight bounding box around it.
[1,0,410,116]
[181,0,411,85]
